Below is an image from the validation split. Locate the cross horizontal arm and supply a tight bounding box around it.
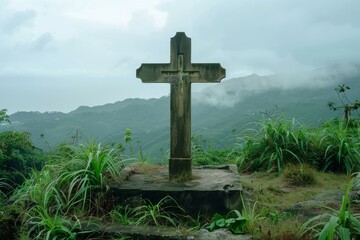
[189,63,226,83]
[136,63,171,83]
[136,63,226,83]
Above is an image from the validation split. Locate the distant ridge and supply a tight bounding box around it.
[2,69,359,154]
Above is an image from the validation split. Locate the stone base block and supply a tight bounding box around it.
[111,164,243,216]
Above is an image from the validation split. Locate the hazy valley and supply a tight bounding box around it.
[2,70,359,156]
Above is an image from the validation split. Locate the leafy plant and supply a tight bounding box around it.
[124,128,134,156]
[207,200,263,234]
[207,210,247,234]
[267,210,292,225]
[328,84,360,125]
[300,177,360,239]
[132,196,184,227]
[122,128,150,163]
[0,109,10,124]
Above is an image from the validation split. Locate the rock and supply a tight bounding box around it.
[84,222,186,240]
[193,229,252,240]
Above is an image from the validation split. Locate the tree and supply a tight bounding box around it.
[0,109,10,124]
[0,131,45,191]
[328,84,360,124]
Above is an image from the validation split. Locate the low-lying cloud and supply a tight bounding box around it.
[193,64,360,107]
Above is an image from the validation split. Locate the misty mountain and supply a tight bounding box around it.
[1,72,359,155]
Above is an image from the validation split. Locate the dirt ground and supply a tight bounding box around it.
[240,170,358,239]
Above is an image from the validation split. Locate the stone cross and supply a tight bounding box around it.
[136,32,225,181]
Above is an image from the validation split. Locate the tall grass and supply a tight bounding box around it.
[24,201,90,240]
[192,134,234,166]
[315,120,360,174]
[236,115,360,175]
[238,115,305,174]
[133,196,185,227]
[11,141,129,238]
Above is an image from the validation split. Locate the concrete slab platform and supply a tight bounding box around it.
[111,164,243,215]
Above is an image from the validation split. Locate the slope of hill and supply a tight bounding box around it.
[1,70,359,156]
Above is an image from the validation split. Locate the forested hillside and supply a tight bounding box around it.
[1,73,359,155]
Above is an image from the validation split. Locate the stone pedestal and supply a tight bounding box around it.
[111,164,243,216]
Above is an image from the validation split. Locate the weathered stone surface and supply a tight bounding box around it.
[289,191,344,217]
[85,222,186,240]
[193,229,252,240]
[84,221,252,240]
[136,32,226,181]
[112,164,242,215]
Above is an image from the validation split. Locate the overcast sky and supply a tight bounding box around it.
[1,0,360,113]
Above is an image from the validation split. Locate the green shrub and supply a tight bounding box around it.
[0,109,10,124]
[24,203,90,240]
[238,115,306,174]
[283,164,317,187]
[236,114,360,175]
[314,120,360,174]
[0,131,45,191]
[11,141,129,238]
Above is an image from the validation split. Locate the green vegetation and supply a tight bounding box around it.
[111,196,185,228]
[283,164,317,187]
[328,84,360,125]
[192,133,235,166]
[240,170,352,240]
[132,196,184,227]
[5,142,128,239]
[207,200,263,234]
[236,115,360,175]
[0,131,45,191]
[300,177,360,239]
[207,210,248,234]
[0,109,10,124]
[238,115,305,174]
[4,75,359,154]
[0,82,359,239]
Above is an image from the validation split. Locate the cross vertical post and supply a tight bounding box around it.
[136,32,225,181]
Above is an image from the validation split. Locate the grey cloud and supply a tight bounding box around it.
[1,10,36,33]
[162,0,360,73]
[2,0,360,113]
[33,33,54,51]
[193,63,360,108]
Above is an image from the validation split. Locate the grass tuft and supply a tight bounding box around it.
[283,164,317,187]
